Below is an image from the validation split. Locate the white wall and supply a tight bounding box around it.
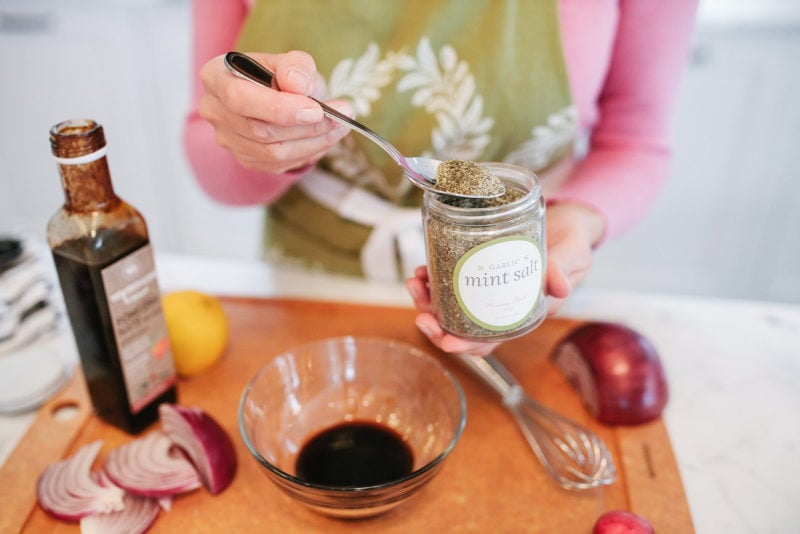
[0,0,264,261]
[1,0,798,303]
[584,22,800,303]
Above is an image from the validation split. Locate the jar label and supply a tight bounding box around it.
[453,236,543,330]
[102,244,176,413]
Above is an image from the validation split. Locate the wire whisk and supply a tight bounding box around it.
[456,353,616,491]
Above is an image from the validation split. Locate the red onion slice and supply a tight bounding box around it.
[79,491,161,534]
[159,404,237,494]
[103,430,202,498]
[36,441,125,521]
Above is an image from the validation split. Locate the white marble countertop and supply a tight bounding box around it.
[2,252,799,533]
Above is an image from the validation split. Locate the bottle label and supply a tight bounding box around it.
[101,244,175,413]
[453,236,543,331]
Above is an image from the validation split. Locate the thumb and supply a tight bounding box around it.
[545,257,571,299]
[275,51,318,95]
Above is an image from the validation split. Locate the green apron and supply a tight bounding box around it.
[237,0,575,281]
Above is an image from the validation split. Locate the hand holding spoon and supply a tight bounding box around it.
[224,51,504,199]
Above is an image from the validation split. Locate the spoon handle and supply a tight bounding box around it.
[223,51,406,167]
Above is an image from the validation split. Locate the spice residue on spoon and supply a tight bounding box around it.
[434,160,505,198]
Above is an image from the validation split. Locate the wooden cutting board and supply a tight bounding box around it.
[0,297,694,533]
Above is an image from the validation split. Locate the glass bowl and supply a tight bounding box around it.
[238,336,466,518]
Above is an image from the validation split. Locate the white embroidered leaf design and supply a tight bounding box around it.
[476,117,494,134]
[396,72,430,92]
[431,128,446,152]
[453,75,474,112]
[462,97,484,130]
[503,106,578,171]
[440,44,457,71]
[362,87,380,101]
[328,59,354,94]
[328,42,399,117]
[454,62,468,82]
[322,44,414,198]
[321,37,497,195]
[412,88,433,108]
[436,112,457,139]
[417,38,438,76]
[396,37,494,160]
[387,51,416,71]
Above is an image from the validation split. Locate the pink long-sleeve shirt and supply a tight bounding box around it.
[184,0,698,240]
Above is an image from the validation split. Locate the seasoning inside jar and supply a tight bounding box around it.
[423,162,546,341]
[434,160,505,198]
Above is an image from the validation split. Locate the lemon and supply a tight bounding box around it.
[161,290,229,377]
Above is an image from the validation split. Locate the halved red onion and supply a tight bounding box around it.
[79,490,161,534]
[103,430,202,498]
[159,404,237,494]
[552,322,669,425]
[36,441,125,521]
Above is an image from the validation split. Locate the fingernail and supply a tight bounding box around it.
[405,281,421,302]
[416,318,435,338]
[297,107,322,123]
[287,68,311,93]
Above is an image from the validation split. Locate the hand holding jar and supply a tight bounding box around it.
[405,163,605,354]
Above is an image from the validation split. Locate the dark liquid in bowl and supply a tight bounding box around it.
[296,421,414,487]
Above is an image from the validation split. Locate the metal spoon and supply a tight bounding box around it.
[224,51,504,199]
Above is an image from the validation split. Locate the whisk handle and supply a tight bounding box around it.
[455,354,523,405]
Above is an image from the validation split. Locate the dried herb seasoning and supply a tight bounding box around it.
[434,159,505,198]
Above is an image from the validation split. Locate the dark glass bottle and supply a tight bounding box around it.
[46,119,177,434]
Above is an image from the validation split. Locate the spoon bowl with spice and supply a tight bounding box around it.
[224,51,505,200]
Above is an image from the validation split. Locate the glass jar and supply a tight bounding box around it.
[422,163,546,341]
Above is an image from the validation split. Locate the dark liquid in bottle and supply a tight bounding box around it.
[52,231,176,434]
[295,421,414,487]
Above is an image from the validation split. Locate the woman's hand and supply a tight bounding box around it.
[544,201,606,314]
[197,51,352,174]
[405,266,501,357]
[405,200,605,351]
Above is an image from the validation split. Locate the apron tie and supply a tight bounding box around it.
[298,169,425,282]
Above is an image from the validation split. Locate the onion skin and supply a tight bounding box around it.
[552,322,668,425]
[593,510,655,534]
[159,404,237,494]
